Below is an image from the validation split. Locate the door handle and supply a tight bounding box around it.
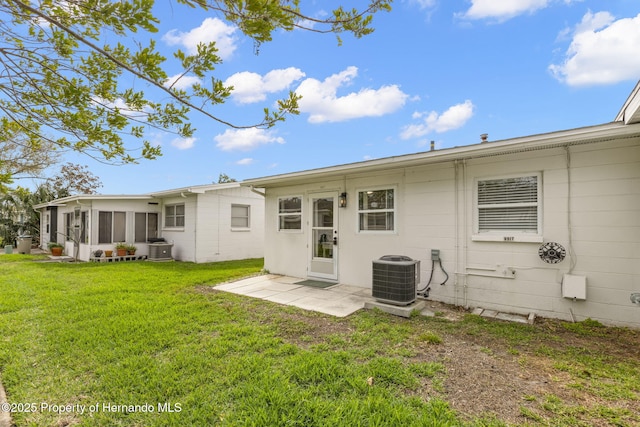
[333,237,338,245]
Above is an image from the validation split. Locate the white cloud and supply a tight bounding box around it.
[164,74,202,90]
[225,68,306,104]
[295,66,408,123]
[400,100,475,139]
[461,0,549,21]
[215,128,285,152]
[91,96,151,118]
[171,137,196,150]
[549,12,640,86]
[236,158,254,165]
[410,0,437,10]
[163,18,237,59]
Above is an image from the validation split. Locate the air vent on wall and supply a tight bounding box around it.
[538,242,566,264]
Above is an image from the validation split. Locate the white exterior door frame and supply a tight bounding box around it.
[308,192,338,281]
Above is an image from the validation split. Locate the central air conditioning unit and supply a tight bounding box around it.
[372,255,420,306]
[148,238,173,261]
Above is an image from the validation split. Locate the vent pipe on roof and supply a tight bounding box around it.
[480,133,488,143]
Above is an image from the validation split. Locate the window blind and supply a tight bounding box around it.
[478,176,538,232]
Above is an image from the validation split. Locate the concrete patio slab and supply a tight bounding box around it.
[215,274,538,324]
[214,274,373,317]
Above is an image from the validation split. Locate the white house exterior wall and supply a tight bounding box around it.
[51,199,160,260]
[160,195,197,262]
[263,182,335,279]
[193,186,265,263]
[37,184,264,263]
[261,138,640,327]
[159,186,264,263]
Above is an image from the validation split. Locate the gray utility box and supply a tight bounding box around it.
[148,243,173,261]
[372,255,421,306]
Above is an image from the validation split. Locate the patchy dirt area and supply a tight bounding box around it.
[197,286,639,425]
[261,298,640,425]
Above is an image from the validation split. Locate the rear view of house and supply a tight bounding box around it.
[242,83,640,328]
[35,182,264,263]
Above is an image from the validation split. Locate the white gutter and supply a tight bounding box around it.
[33,194,152,210]
[149,182,240,198]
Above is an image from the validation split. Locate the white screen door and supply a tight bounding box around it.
[308,193,338,281]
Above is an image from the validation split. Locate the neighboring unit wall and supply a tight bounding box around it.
[160,195,197,262]
[160,186,265,263]
[194,186,265,263]
[44,199,160,260]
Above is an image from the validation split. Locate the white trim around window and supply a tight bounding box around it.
[277,195,303,232]
[357,186,396,234]
[472,172,543,243]
[231,204,251,231]
[164,203,185,229]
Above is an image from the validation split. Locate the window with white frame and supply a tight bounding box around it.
[135,212,159,242]
[278,196,302,231]
[98,211,126,244]
[476,174,541,237]
[65,209,87,243]
[165,204,185,227]
[231,204,250,229]
[358,188,395,232]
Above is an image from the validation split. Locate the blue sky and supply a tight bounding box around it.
[60,0,640,194]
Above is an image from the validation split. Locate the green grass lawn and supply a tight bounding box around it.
[1,255,639,426]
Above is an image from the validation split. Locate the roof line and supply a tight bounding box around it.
[241,121,640,187]
[615,80,640,123]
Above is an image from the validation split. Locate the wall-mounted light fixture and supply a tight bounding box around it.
[339,192,347,208]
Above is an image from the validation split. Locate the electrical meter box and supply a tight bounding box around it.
[562,274,587,300]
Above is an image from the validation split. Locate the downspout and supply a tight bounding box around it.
[249,185,266,197]
[215,194,219,258]
[462,159,469,308]
[191,193,198,262]
[454,160,460,307]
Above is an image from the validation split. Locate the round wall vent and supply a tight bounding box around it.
[538,242,566,264]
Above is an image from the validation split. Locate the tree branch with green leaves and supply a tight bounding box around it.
[0,0,391,188]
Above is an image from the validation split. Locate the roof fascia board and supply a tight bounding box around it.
[242,122,640,188]
[615,80,640,124]
[149,182,240,198]
[33,194,153,209]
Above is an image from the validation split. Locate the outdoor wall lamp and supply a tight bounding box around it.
[339,192,347,208]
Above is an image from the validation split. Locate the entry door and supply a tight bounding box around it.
[308,194,338,281]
